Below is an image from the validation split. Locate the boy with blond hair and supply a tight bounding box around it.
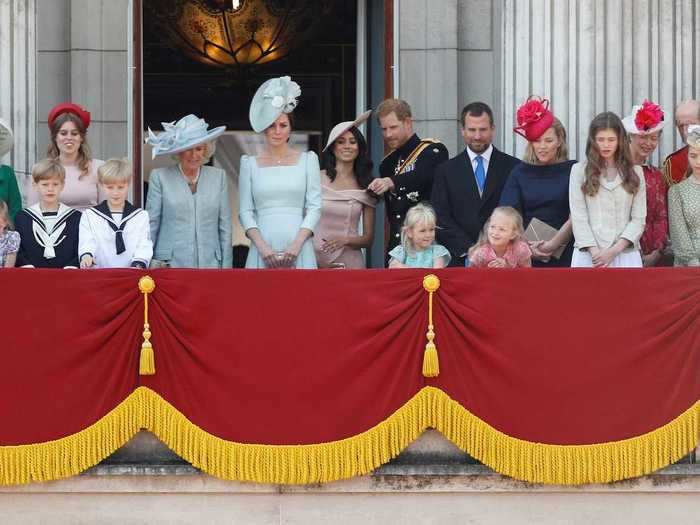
[15,159,81,268]
[79,158,152,268]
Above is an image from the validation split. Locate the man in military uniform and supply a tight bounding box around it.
[662,99,700,187]
[369,99,449,264]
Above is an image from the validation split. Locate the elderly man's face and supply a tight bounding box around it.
[675,102,700,142]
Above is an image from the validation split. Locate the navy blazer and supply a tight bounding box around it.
[432,147,520,265]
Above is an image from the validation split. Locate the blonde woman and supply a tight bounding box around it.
[146,114,232,268]
[500,97,575,266]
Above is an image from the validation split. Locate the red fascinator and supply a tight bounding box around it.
[48,103,91,130]
[513,96,554,142]
[634,100,664,132]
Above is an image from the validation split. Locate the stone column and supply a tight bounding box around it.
[458,0,503,146]
[398,0,459,155]
[0,0,37,198]
[501,0,700,162]
[36,0,129,164]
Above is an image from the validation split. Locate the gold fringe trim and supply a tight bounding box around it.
[141,387,430,485]
[429,387,700,485]
[0,389,145,485]
[2,387,699,486]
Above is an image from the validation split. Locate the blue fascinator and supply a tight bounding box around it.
[249,76,301,133]
[145,114,226,159]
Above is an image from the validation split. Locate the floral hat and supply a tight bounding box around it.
[48,102,91,129]
[249,76,301,133]
[622,100,666,135]
[0,118,13,158]
[686,125,700,148]
[145,114,226,159]
[513,96,554,142]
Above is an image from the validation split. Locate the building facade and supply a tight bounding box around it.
[2,3,700,521]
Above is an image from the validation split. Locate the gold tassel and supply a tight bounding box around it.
[422,341,439,377]
[140,340,155,375]
[422,274,441,377]
[138,276,156,376]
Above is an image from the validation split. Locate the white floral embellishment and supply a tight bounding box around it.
[262,76,301,113]
[406,191,420,202]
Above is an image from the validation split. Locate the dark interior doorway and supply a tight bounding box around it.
[142,0,358,148]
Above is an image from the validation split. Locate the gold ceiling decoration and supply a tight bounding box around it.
[147,0,331,69]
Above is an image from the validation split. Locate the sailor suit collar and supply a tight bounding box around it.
[25,203,78,259]
[91,200,141,255]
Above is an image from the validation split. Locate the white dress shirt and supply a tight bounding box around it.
[466,144,494,195]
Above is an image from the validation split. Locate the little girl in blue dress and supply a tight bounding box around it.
[388,202,450,268]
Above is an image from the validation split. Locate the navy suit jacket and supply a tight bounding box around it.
[432,147,520,266]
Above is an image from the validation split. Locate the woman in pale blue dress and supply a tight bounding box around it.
[239,76,321,269]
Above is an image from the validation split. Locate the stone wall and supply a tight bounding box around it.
[398,0,503,156]
[2,431,700,524]
[0,0,36,186]
[36,0,130,163]
[398,0,700,161]
[1,0,130,198]
[500,0,700,163]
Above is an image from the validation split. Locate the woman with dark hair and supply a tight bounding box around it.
[239,76,321,269]
[28,103,104,211]
[314,111,377,268]
[500,97,576,267]
[569,112,646,268]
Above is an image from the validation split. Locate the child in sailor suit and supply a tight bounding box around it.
[79,159,152,269]
[15,159,81,268]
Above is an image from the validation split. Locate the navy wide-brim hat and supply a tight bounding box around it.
[249,76,301,133]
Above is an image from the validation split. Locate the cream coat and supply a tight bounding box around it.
[569,162,647,250]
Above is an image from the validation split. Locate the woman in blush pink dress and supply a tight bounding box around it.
[314,111,377,268]
[26,103,105,211]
